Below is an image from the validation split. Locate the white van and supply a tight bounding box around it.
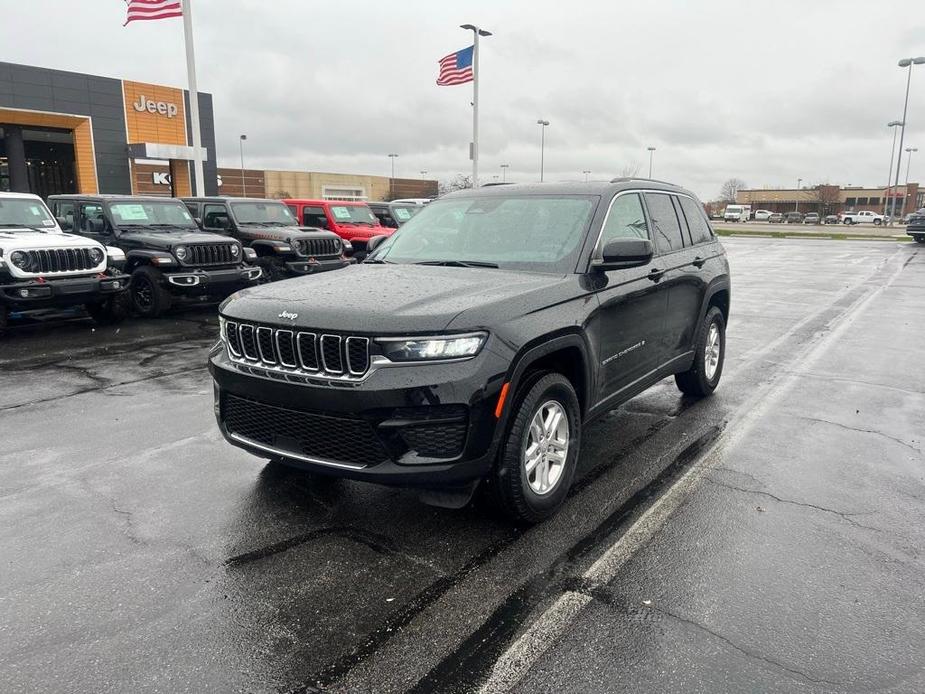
[723,204,751,222]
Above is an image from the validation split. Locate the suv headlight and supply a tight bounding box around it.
[175,245,188,261]
[377,332,487,362]
[230,244,240,257]
[10,250,29,270]
[88,247,104,265]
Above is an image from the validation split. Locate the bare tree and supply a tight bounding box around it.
[438,174,473,196]
[620,162,641,178]
[814,185,840,215]
[719,178,747,203]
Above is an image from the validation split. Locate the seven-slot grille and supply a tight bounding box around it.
[300,237,341,257]
[224,319,370,377]
[18,248,100,274]
[185,243,237,266]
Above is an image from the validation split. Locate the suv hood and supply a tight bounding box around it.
[221,263,576,333]
[0,229,102,250]
[117,228,233,250]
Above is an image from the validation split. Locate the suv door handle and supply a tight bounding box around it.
[648,268,665,282]
[692,256,706,268]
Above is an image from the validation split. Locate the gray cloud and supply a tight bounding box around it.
[3,0,924,200]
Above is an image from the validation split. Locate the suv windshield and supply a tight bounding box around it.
[371,195,596,273]
[0,197,58,231]
[231,202,297,225]
[110,201,198,229]
[329,204,378,226]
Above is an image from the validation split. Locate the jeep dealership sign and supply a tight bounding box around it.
[133,94,178,118]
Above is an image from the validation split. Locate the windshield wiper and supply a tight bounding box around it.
[0,223,49,232]
[415,260,499,268]
[363,257,394,264]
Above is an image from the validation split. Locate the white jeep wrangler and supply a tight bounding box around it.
[0,192,130,334]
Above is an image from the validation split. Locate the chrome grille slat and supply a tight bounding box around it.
[20,247,101,274]
[187,243,235,266]
[223,322,370,379]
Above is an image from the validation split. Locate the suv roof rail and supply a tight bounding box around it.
[609,176,678,187]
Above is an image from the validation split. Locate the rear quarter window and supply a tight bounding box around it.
[678,196,714,245]
[644,193,685,252]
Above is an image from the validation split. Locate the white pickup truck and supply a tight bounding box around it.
[841,210,885,226]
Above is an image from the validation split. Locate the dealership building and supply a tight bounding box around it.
[736,183,922,216]
[1,61,437,201]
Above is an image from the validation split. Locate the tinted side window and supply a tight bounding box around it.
[644,193,684,253]
[78,203,105,234]
[302,206,328,228]
[678,196,714,245]
[55,201,76,229]
[597,193,649,256]
[202,204,230,231]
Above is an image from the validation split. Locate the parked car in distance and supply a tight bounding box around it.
[723,204,751,222]
[283,199,392,257]
[753,209,773,221]
[824,214,839,224]
[212,180,731,522]
[802,212,820,225]
[182,197,350,282]
[906,208,925,243]
[842,210,885,225]
[784,212,803,224]
[49,195,262,318]
[367,201,421,229]
[1,192,129,333]
[768,212,784,223]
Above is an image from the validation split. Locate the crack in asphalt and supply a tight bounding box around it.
[704,477,882,531]
[797,415,922,455]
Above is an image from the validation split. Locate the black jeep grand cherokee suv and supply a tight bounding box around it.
[211,180,731,522]
[49,195,262,317]
[182,197,350,282]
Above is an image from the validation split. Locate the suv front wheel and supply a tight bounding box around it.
[131,265,172,318]
[489,372,582,523]
[675,306,726,397]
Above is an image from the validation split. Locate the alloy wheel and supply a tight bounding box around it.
[704,322,721,380]
[523,400,570,495]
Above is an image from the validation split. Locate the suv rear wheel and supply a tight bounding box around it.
[489,372,581,523]
[676,306,726,397]
[131,265,172,318]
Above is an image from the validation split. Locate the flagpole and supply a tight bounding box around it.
[461,25,491,189]
[182,0,205,196]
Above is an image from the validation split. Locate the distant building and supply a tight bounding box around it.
[736,183,922,217]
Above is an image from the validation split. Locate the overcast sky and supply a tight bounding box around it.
[3,0,924,199]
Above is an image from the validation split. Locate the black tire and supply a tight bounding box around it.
[256,256,287,283]
[914,234,925,244]
[0,304,8,336]
[131,265,172,318]
[488,372,582,524]
[843,218,852,225]
[675,306,726,397]
[86,291,130,326]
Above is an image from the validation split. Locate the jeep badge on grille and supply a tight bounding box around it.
[278,311,298,321]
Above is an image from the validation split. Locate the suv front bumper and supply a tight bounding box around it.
[208,344,510,487]
[163,265,261,297]
[284,257,352,276]
[0,272,130,311]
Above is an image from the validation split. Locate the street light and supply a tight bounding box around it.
[239,134,247,197]
[460,24,492,187]
[537,120,549,182]
[884,121,904,216]
[647,147,656,178]
[890,56,925,224]
[420,170,428,179]
[500,163,509,182]
[583,169,591,182]
[388,153,398,199]
[905,147,918,186]
[796,177,802,212]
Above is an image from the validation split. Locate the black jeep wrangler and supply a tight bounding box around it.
[210,180,731,522]
[182,197,350,282]
[49,195,262,318]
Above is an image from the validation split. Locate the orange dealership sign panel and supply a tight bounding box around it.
[123,80,187,146]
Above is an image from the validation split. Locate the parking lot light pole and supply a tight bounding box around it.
[583,170,591,182]
[796,177,802,212]
[890,57,925,225]
[461,24,492,188]
[537,120,549,182]
[500,163,509,182]
[388,153,398,199]
[420,170,427,179]
[647,147,656,178]
[905,147,918,186]
[884,121,903,216]
[239,135,247,197]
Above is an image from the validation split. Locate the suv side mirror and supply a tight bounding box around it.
[366,235,388,254]
[56,216,72,231]
[193,217,203,229]
[593,238,654,271]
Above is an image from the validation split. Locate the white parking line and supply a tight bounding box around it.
[476,246,909,694]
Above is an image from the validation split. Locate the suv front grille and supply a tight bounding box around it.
[224,319,371,378]
[18,248,99,274]
[187,243,236,266]
[300,237,341,257]
[221,393,389,466]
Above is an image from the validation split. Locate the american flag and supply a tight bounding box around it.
[124,0,183,26]
[437,46,474,86]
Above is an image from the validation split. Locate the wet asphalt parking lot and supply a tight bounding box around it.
[1,237,923,693]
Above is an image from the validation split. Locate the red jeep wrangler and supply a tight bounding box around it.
[283,199,393,257]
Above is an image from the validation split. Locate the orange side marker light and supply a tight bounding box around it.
[494,382,511,419]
